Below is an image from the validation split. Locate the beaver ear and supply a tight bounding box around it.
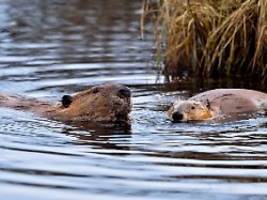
[61,95,73,108]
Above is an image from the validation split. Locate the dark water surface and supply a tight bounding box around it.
[0,1,267,200]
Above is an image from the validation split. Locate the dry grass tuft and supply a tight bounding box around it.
[143,0,267,81]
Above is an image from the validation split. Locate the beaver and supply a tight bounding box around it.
[0,83,131,123]
[167,89,267,122]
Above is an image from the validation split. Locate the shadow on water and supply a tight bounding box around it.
[61,121,132,151]
[0,0,267,200]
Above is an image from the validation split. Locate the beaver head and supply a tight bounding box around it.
[54,83,131,123]
[167,100,213,122]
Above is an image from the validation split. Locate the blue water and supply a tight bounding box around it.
[0,1,267,199]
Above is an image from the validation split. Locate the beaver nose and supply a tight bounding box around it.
[118,87,131,98]
[172,112,184,122]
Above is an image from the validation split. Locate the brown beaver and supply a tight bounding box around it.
[0,83,131,123]
[167,89,267,122]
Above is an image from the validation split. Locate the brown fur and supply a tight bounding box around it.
[168,89,267,122]
[0,83,132,123]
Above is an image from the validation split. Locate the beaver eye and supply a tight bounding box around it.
[62,95,73,108]
[118,88,131,98]
[91,87,99,94]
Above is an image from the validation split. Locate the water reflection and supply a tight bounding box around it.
[62,121,132,151]
[4,0,148,62]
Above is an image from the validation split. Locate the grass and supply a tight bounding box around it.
[142,0,267,81]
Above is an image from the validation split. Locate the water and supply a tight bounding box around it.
[0,1,267,199]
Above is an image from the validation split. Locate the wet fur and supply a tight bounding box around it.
[168,89,267,122]
[0,83,131,123]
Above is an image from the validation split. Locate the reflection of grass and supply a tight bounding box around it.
[142,0,267,81]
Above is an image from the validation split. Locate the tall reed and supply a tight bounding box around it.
[143,0,267,80]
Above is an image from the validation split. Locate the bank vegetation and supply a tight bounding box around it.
[142,0,267,81]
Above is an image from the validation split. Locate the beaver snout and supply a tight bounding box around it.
[118,87,131,98]
[172,112,184,122]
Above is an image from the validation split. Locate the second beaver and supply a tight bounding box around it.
[167,89,267,122]
[0,83,132,123]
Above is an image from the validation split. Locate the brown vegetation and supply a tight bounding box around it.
[142,0,267,81]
